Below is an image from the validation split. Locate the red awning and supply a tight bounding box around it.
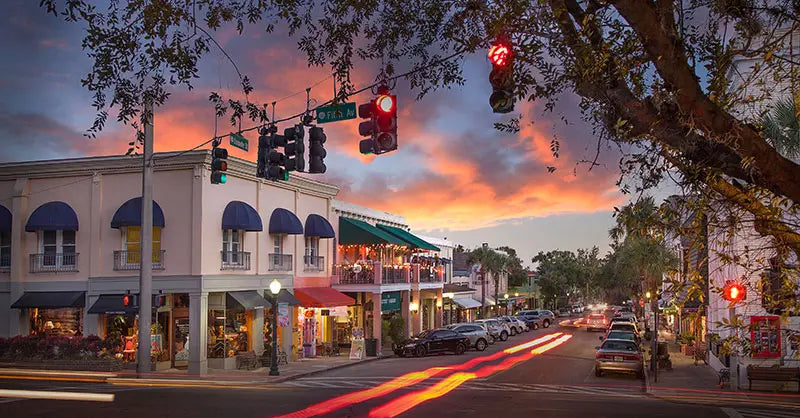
[294,287,355,308]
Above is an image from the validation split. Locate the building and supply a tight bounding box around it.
[0,150,349,374]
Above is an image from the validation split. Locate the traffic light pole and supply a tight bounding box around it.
[137,99,154,374]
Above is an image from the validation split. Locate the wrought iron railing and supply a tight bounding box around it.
[29,253,78,273]
[268,253,293,271]
[113,250,166,271]
[383,266,407,284]
[303,255,324,272]
[336,264,376,284]
[0,253,10,271]
[221,251,251,270]
[419,268,435,282]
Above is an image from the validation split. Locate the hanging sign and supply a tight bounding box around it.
[229,132,249,151]
[316,102,357,124]
[278,303,290,327]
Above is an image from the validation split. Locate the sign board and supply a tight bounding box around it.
[316,102,357,124]
[349,338,365,360]
[278,303,290,327]
[229,132,249,151]
[381,291,401,312]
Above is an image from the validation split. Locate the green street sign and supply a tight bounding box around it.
[316,102,357,124]
[229,133,249,152]
[381,291,401,312]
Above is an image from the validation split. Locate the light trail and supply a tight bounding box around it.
[274,332,563,418]
[0,389,114,402]
[368,334,573,418]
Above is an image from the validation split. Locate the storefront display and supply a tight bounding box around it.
[208,308,249,359]
[751,315,781,358]
[30,308,82,337]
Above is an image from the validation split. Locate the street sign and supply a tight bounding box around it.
[316,102,357,124]
[381,291,401,312]
[229,132,249,151]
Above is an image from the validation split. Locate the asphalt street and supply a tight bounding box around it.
[0,324,797,418]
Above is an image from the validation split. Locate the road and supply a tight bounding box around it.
[0,324,797,418]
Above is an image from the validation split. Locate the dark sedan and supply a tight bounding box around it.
[393,329,470,357]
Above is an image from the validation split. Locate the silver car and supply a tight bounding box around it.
[475,319,509,342]
[518,310,556,328]
[447,323,491,351]
[498,316,527,335]
[594,339,644,378]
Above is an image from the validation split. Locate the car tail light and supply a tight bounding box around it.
[595,352,603,359]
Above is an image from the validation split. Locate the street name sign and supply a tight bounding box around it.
[316,102,357,124]
[229,133,249,151]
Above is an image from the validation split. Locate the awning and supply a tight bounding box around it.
[485,296,497,306]
[269,208,303,235]
[88,294,138,314]
[338,217,407,246]
[227,291,271,309]
[25,202,79,232]
[276,289,302,306]
[110,197,165,229]
[304,214,335,238]
[0,205,10,232]
[294,287,355,308]
[12,291,86,309]
[222,201,263,231]
[452,298,482,309]
[375,224,440,251]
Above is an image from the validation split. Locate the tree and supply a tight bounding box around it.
[532,250,582,308]
[497,246,528,287]
[763,97,800,159]
[467,246,508,316]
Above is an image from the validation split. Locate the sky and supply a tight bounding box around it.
[0,1,634,267]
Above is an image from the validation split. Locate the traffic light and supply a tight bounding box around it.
[358,86,398,155]
[308,126,327,173]
[722,281,746,303]
[211,145,228,184]
[284,124,305,173]
[267,132,287,181]
[153,294,166,308]
[488,35,515,113]
[257,127,270,178]
[122,294,138,308]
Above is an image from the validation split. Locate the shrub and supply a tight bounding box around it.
[1,335,107,361]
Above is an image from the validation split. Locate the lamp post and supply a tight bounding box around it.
[269,279,281,376]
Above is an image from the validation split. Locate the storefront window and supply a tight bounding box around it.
[30,308,82,336]
[751,315,781,358]
[207,307,249,358]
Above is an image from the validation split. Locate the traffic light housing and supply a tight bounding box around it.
[722,281,746,303]
[284,124,305,173]
[359,87,398,155]
[122,294,139,308]
[211,146,228,184]
[257,127,269,178]
[488,35,515,113]
[308,126,327,173]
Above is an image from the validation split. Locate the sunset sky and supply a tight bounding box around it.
[0,1,633,267]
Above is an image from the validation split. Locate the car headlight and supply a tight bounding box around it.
[404,344,416,348]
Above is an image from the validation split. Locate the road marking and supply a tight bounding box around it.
[0,389,114,402]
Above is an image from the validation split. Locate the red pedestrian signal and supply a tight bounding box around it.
[722,282,746,303]
[488,35,515,114]
[376,94,395,113]
[122,295,131,307]
[488,44,510,66]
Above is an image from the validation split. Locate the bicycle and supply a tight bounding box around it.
[718,368,730,388]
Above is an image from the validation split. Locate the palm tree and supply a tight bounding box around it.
[468,246,507,317]
[763,97,800,159]
[609,196,662,244]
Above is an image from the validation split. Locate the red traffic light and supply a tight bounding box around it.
[376,94,395,113]
[488,43,511,66]
[122,295,131,307]
[723,282,746,302]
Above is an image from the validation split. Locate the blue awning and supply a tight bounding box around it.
[0,205,10,232]
[110,197,165,229]
[269,208,303,235]
[222,201,263,231]
[304,214,335,238]
[25,201,79,232]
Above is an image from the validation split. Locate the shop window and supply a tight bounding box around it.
[30,307,82,337]
[222,229,243,264]
[207,307,249,358]
[39,230,76,267]
[123,226,162,264]
[0,231,10,267]
[751,315,781,358]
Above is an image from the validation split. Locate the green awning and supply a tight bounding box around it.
[338,217,408,246]
[375,224,440,251]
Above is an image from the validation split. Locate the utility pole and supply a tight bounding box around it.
[137,99,154,374]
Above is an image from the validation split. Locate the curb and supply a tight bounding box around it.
[270,354,388,383]
[0,368,119,381]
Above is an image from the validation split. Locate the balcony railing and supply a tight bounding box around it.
[383,266,408,284]
[336,264,376,284]
[221,251,251,270]
[113,250,165,271]
[419,267,434,282]
[268,253,293,272]
[304,255,324,272]
[29,253,78,273]
[0,253,10,272]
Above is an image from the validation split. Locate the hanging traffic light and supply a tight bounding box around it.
[488,35,515,114]
[358,86,397,155]
[211,145,228,184]
[722,281,746,303]
[267,131,287,181]
[308,126,327,173]
[257,127,269,178]
[284,124,305,173]
[122,294,131,307]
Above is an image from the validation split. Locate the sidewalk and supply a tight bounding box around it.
[646,343,719,392]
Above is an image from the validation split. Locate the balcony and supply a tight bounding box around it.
[304,255,324,272]
[382,266,409,284]
[29,253,78,273]
[221,251,251,270]
[113,250,166,271]
[268,253,293,272]
[335,264,376,284]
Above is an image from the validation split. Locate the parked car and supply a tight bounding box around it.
[607,322,640,339]
[518,310,555,328]
[571,305,583,314]
[393,329,470,357]
[586,313,608,332]
[609,317,637,327]
[498,316,526,335]
[599,331,640,347]
[515,315,541,330]
[476,319,509,342]
[594,339,644,378]
[447,323,490,351]
[557,307,572,317]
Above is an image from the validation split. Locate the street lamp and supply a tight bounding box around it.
[514,292,519,297]
[645,291,652,299]
[504,293,509,299]
[269,279,281,376]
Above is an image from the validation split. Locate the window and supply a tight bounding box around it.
[305,236,319,259]
[222,229,242,264]
[123,226,162,264]
[751,316,781,358]
[39,230,76,267]
[1,231,11,267]
[273,235,283,254]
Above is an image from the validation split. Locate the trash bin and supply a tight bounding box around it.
[658,342,668,356]
[365,338,378,357]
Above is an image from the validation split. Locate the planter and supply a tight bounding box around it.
[0,358,123,372]
[152,360,172,371]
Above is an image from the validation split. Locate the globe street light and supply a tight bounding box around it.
[269,279,281,376]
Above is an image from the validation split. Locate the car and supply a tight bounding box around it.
[571,305,583,314]
[586,313,608,331]
[393,329,470,357]
[516,315,541,330]
[557,307,572,317]
[475,319,509,342]
[607,322,640,339]
[599,330,640,346]
[594,339,644,378]
[447,323,491,351]
[609,317,636,327]
[498,316,526,335]
[614,311,637,322]
[518,310,555,328]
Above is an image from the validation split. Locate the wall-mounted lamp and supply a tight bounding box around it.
[409,301,419,312]
[436,300,443,308]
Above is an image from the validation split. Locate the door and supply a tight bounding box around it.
[428,330,445,352]
[173,316,190,368]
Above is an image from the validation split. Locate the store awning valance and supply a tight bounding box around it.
[110,197,165,229]
[375,224,440,251]
[338,217,407,246]
[0,205,11,232]
[268,208,303,235]
[453,298,482,309]
[304,214,335,238]
[227,291,270,309]
[88,294,138,314]
[484,296,497,306]
[25,201,79,232]
[294,287,355,308]
[12,291,85,309]
[222,201,263,231]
